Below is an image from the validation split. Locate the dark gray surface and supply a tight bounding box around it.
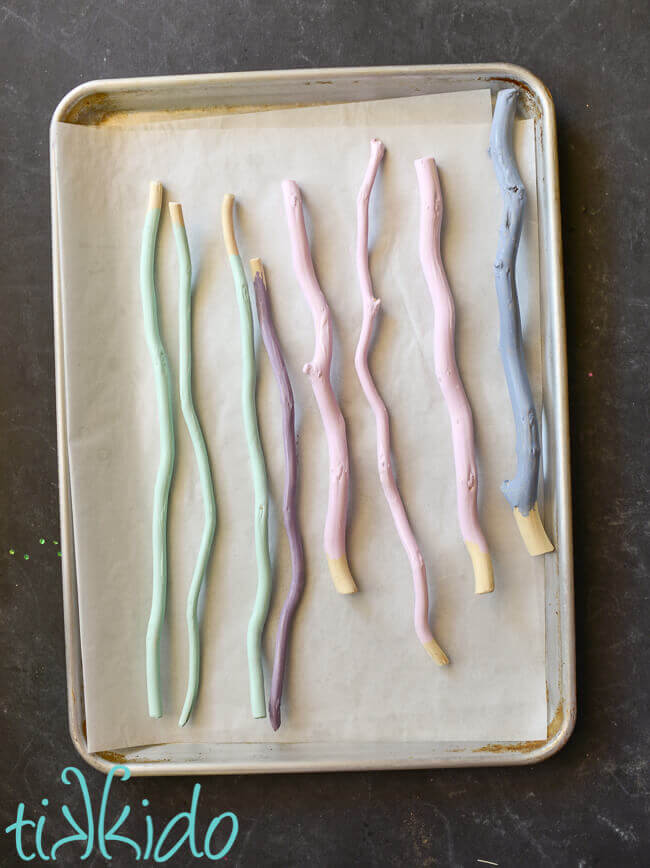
[1,1,648,865]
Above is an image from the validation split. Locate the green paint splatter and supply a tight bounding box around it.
[24,554,30,560]
[9,549,15,555]
[39,538,45,545]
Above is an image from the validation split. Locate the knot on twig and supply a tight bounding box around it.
[303,362,322,380]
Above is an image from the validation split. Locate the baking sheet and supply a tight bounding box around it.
[54,91,546,753]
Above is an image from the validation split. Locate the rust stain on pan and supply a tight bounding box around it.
[474,703,564,754]
[479,75,543,119]
[65,99,320,127]
[97,749,128,764]
[95,102,315,127]
[64,92,113,125]
[95,750,165,765]
[96,750,169,765]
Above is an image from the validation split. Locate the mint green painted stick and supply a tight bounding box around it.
[169,201,217,728]
[222,194,272,719]
[141,182,175,719]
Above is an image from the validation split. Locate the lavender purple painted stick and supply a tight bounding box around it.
[250,258,305,731]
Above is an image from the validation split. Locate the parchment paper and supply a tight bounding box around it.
[104,89,492,129]
[54,92,547,753]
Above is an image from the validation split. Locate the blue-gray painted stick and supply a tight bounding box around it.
[489,88,553,556]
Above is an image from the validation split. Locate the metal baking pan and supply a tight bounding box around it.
[50,64,574,775]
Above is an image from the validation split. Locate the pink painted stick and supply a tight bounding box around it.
[355,140,448,663]
[282,180,357,594]
[415,157,494,595]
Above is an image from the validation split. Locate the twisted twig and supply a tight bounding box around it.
[489,88,553,556]
[140,181,176,717]
[222,196,273,719]
[355,140,448,663]
[415,157,494,594]
[282,180,357,595]
[249,259,306,730]
[169,202,217,727]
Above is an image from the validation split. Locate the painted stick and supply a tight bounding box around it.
[415,157,494,594]
[140,182,176,717]
[355,141,448,663]
[249,258,306,730]
[282,180,357,595]
[169,202,217,727]
[489,88,553,556]
[222,196,272,719]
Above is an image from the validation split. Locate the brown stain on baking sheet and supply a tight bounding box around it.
[81,720,162,765]
[479,75,543,119]
[64,98,320,127]
[95,747,169,766]
[474,703,564,754]
[97,749,128,764]
[64,92,112,125]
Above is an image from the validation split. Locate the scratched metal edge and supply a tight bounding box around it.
[50,63,575,777]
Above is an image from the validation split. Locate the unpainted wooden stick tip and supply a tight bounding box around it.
[423,637,450,666]
[148,181,163,210]
[168,201,184,224]
[513,504,554,557]
[221,194,238,256]
[465,541,495,595]
[327,555,358,595]
[249,257,264,278]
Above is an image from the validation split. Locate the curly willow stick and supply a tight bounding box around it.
[282,180,357,595]
[415,158,494,595]
[489,89,553,557]
[169,202,217,727]
[222,196,273,719]
[140,182,176,717]
[355,141,449,663]
[249,259,306,730]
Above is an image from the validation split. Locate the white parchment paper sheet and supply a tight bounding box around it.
[104,89,492,129]
[54,92,547,752]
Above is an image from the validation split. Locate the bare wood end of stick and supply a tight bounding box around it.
[148,181,163,211]
[168,202,184,225]
[221,193,238,256]
[513,504,554,556]
[423,637,450,666]
[249,257,265,282]
[466,540,495,594]
[327,555,358,595]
